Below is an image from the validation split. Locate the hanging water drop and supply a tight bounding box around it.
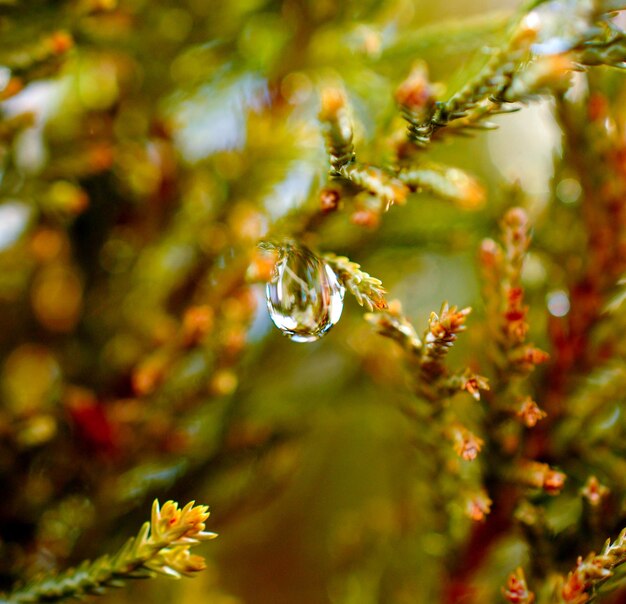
[265,245,345,342]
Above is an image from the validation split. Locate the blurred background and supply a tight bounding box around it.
[0,0,614,603]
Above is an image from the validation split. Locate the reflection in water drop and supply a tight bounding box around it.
[266,245,344,342]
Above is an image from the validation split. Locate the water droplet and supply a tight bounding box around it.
[266,245,344,342]
[547,290,570,317]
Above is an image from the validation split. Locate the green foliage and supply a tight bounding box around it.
[2,500,216,603]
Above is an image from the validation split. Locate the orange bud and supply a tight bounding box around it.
[451,425,484,461]
[88,143,114,171]
[503,568,535,604]
[581,476,609,507]
[465,492,492,522]
[319,88,346,121]
[516,397,547,428]
[395,63,435,118]
[320,188,341,213]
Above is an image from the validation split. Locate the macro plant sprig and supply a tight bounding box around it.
[2,0,626,600]
[2,500,216,604]
[323,253,388,312]
[559,528,626,603]
[481,207,550,385]
[504,528,626,603]
[396,0,626,147]
[318,85,484,226]
[315,0,626,234]
[366,301,489,403]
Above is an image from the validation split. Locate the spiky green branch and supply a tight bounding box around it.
[2,500,216,604]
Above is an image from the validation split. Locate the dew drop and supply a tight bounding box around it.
[265,245,344,342]
[547,290,570,317]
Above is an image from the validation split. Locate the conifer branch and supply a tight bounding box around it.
[559,528,626,603]
[398,23,533,146]
[420,303,471,381]
[319,88,409,220]
[323,253,388,311]
[397,0,626,146]
[576,30,626,68]
[365,304,422,355]
[342,165,409,208]
[366,302,489,401]
[319,88,356,175]
[480,206,549,443]
[3,500,217,603]
[480,207,549,381]
[397,163,485,207]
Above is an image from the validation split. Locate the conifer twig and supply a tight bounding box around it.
[365,304,422,354]
[319,88,356,175]
[560,528,626,603]
[397,0,626,146]
[420,303,471,381]
[579,30,626,66]
[344,165,408,208]
[397,163,485,208]
[323,253,388,311]
[366,301,489,402]
[3,500,217,603]
[319,87,409,218]
[398,22,533,146]
[481,207,549,381]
